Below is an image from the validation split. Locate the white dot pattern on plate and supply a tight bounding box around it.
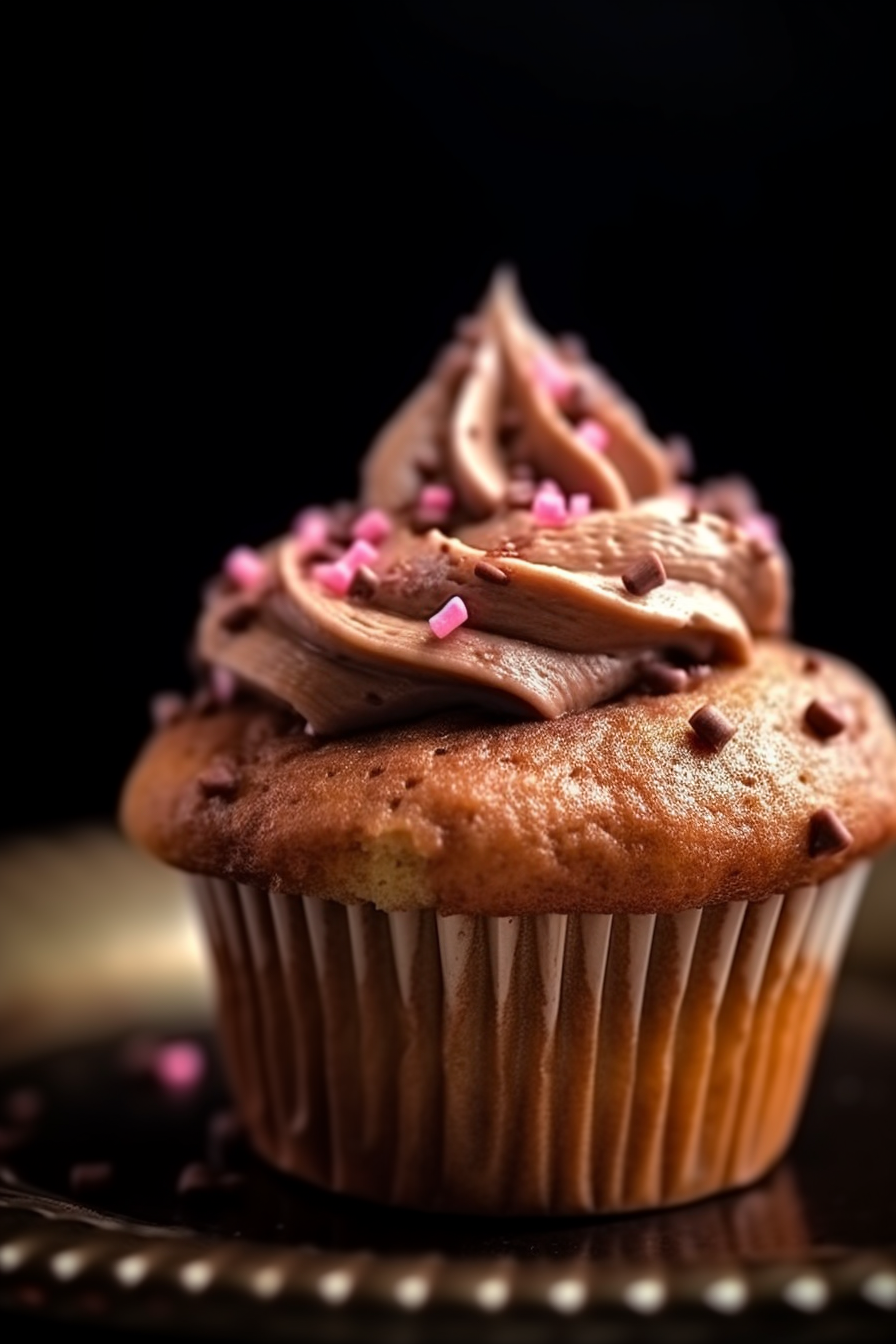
[861,1270,896,1310]
[703,1276,749,1313]
[317,1268,354,1304]
[474,1277,510,1311]
[179,1259,215,1293]
[547,1279,588,1313]
[623,1277,667,1313]
[394,1274,430,1309]
[782,1274,829,1312]
[50,1249,85,1280]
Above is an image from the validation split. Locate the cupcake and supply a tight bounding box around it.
[120,270,896,1215]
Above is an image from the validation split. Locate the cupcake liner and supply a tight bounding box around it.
[191,862,869,1215]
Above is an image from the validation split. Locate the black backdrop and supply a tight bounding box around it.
[13,1,895,838]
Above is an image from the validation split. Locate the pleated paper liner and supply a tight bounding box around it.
[191,860,869,1216]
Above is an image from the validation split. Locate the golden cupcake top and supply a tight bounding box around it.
[119,271,896,912]
[121,641,896,914]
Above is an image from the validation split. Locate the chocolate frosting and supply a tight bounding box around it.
[196,271,791,735]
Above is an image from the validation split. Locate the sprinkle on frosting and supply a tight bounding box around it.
[150,691,187,729]
[224,546,267,592]
[313,559,355,595]
[804,698,848,739]
[532,486,568,526]
[349,564,380,600]
[420,484,454,515]
[210,666,236,704]
[292,507,331,551]
[473,560,511,585]
[197,761,240,799]
[808,806,853,856]
[314,538,379,597]
[622,551,667,596]
[642,662,689,695]
[429,596,469,638]
[352,507,392,544]
[689,703,737,751]
[577,419,610,453]
[532,352,576,401]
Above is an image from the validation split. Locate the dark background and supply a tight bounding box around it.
[11,1,896,839]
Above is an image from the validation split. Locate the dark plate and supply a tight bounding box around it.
[1,828,894,1342]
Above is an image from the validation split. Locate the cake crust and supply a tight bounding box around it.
[120,639,896,916]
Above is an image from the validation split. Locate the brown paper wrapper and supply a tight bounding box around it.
[190,862,869,1215]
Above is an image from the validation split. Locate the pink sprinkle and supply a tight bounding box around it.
[343,538,379,569]
[742,512,779,545]
[532,490,568,526]
[569,492,591,518]
[352,508,392,544]
[419,484,454,515]
[150,691,187,728]
[578,419,610,453]
[313,539,379,596]
[313,559,354,595]
[532,352,575,401]
[537,477,563,496]
[292,507,330,549]
[211,666,236,703]
[428,596,469,638]
[154,1041,205,1092]
[223,545,267,591]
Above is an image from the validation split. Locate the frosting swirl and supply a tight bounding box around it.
[195,271,791,734]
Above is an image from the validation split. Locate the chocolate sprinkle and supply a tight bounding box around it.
[561,382,592,421]
[69,1161,113,1193]
[804,699,848,739]
[349,564,380,600]
[474,560,510,585]
[197,762,240,799]
[642,663,689,695]
[803,654,823,674]
[689,704,737,751]
[808,807,853,857]
[622,551,667,596]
